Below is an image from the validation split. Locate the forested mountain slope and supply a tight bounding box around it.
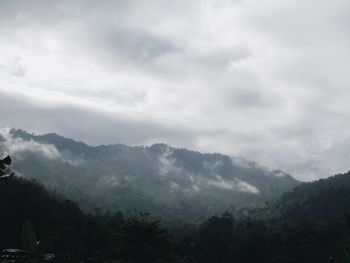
[271,171,350,223]
[0,128,298,221]
[2,148,350,262]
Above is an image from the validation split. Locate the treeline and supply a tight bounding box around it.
[0,176,179,262]
[2,172,350,262]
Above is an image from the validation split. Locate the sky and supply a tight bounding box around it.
[0,0,350,181]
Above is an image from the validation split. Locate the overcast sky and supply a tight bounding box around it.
[1,0,350,181]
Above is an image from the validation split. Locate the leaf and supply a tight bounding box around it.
[22,221,38,252]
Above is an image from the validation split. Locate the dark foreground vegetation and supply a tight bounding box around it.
[1,156,350,262]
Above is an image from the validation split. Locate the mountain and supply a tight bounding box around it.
[270,171,350,223]
[0,128,299,221]
[2,138,350,262]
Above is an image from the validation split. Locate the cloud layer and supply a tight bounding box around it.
[1,0,350,180]
[0,128,61,159]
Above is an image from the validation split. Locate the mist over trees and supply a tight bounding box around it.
[0,129,298,223]
[1,149,350,262]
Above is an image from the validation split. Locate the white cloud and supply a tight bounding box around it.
[207,175,259,194]
[0,128,85,166]
[158,146,180,177]
[0,128,61,159]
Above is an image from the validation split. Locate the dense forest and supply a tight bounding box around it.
[1,155,350,262]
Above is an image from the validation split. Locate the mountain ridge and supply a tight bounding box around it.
[0,128,299,221]
[8,128,296,179]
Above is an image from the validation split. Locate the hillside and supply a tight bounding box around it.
[272,171,350,223]
[0,176,87,260]
[2,152,350,262]
[0,128,299,221]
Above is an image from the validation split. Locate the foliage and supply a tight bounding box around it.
[2,152,350,262]
[117,212,174,263]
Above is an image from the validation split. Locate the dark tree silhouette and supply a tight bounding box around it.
[118,212,173,263]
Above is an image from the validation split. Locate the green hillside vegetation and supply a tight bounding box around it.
[1,129,299,222]
[1,155,350,262]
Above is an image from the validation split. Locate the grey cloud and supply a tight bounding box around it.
[0,92,198,146]
[229,88,268,109]
[1,0,350,182]
[92,27,176,65]
[0,0,247,78]
[194,48,251,68]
